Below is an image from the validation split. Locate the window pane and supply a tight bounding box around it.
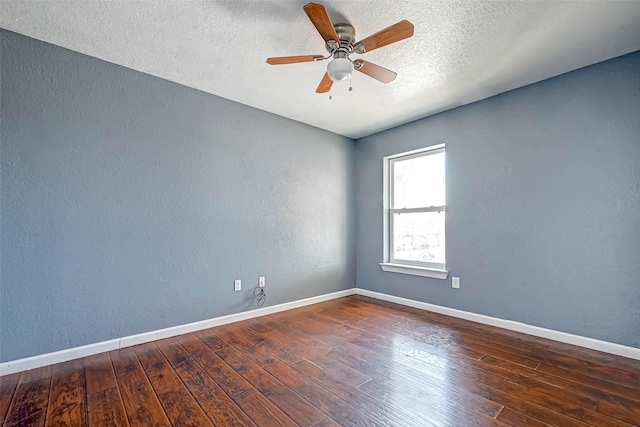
[393,152,445,209]
[392,211,445,265]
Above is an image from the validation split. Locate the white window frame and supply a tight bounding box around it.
[380,144,449,279]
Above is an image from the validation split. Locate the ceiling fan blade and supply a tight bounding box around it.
[316,72,333,93]
[354,60,397,83]
[355,20,414,53]
[303,3,340,44]
[267,55,324,65]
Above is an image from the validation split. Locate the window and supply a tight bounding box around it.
[381,144,448,279]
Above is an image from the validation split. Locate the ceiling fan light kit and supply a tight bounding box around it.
[266,3,414,94]
[327,55,353,82]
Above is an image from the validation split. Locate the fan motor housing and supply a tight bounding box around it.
[326,23,356,53]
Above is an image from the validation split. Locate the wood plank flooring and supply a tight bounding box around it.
[2,295,640,426]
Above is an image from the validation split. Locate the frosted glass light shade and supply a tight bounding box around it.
[327,57,353,82]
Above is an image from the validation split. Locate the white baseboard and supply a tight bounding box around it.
[4,286,638,376]
[0,288,356,376]
[356,289,640,361]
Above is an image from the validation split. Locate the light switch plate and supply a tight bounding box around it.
[452,277,460,289]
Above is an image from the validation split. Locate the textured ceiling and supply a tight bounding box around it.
[2,1,640,139]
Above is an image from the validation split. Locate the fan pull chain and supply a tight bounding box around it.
[329,86,332,100]
[349,76,353,92]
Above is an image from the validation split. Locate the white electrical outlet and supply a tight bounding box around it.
[259,276,266,288]
[452,277,460,289]
[234,279,241,291]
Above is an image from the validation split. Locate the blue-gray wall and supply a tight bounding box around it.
[356,51,640,348]
[2,29,639,363]
[0,30,356,362]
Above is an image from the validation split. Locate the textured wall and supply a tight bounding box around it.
[356,51,640,348]
[1,31,355,362]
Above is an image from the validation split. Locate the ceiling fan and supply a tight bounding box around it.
[266,3,414,93]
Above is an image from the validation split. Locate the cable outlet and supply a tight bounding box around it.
[234,279,241,291]
[452,277,460,289]
[259,276,266,288]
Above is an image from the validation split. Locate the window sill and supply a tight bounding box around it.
[379,263,449,280]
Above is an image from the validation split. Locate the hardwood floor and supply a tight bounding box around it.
[2,295,640,426]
